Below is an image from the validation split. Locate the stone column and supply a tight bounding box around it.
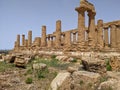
[97,20,104,48]
[25,39,28,47]
[65,32,71,46]
[34,37,41,47]
[22,34,25,46]
[76,9,85,46]
[41,26,47,47]
[28,30,32,47]
[14,41,17,49]
[104,27,109,48]
[88,11,96,48]
[55,20,61,47]
[17,34,20,47]
[73,32,76,42]
[116,25,120,48]
[110,24,117,48]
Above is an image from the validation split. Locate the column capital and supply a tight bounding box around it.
[88,11,96,17]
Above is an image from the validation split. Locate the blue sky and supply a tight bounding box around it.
[0,0,120,49]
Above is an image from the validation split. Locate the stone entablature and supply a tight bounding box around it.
[14,0,120,52]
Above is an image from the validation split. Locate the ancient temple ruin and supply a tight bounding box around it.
[14,0,120,52]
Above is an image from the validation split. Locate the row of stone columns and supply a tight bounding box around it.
[15,30,32,48]
[75,7,96,49]
[104,24,120,48]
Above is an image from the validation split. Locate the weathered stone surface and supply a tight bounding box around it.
[32,63,47,70]
[110,56,120,71]
[98,79,120,90]
[14,57,27,67]
[49,72,71,90]
[81,58,106,73]
[56,56,69,61]
[97,20,104,49]
[41,26,47,47]
[107,71,120,80]
[3,55,16,63]
[28,30,32,47]
[67,66,77,73]
[72,71,101,90]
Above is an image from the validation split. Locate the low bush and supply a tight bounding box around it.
[25,77,33,84]
[105,59,112,71]
[0,61,15,72]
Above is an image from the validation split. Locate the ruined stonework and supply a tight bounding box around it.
[41,26,47,47]
[22,34,25,46]
[13,0,120,52]
[55,20,61,48]
[28,31,32,47]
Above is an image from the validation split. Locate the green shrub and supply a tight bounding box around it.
[36,68,49,79]
[79,80,84,85]
[105,59,112,71]
[71,58,77,63]
[51,55,56,59]
[25,77,33,84]
[100,76,108,83]
[106,64,112,71]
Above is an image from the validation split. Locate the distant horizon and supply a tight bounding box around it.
[0,0,120,49]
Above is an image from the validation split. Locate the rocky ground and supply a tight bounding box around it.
[0,52,120,90]
[0,56,77,90]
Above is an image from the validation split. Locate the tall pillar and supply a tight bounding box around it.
[25,39,28,47]
[73,32,76,42]
[41,26,47,47]
[28,30,32,47]
[97,20,104,48]
[116,25,120,48]
[22,34,25,46]
[104,27,109,48]
[14,41,17,49]
[76,9,85,46]
[55,20,61,47]
[65,32,71,46]
[110,24,117,48]
[17,34,20,47]
[34,37,41,47]
[88,11,96,48]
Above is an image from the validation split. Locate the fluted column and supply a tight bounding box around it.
[34,37,41,47]
[55,20,61,48]
[116,25,120,48]
[65,32,71,46]
[28,30,32,47]
[104,27,109,48]
[110,24,117,48]
[22,34,25,46]
[25,39,28,47]
[88,11,96,48]
[97,20,104,48]
[41,26,47,47]
[77,9,85,46]
[17,34,20,47]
